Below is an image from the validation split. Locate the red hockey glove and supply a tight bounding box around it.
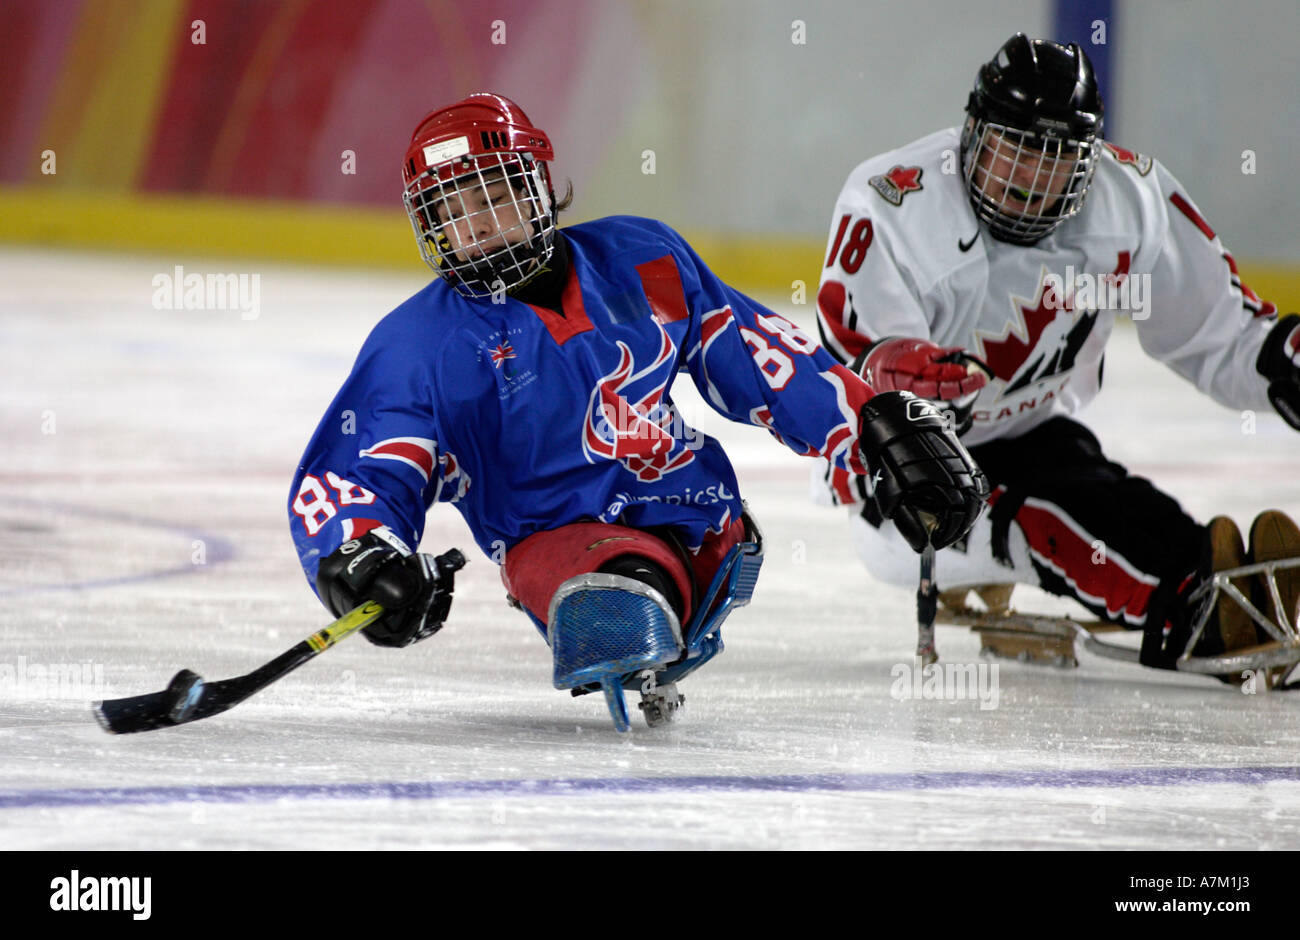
[856,338,993,435]
[1257,315,1300,431]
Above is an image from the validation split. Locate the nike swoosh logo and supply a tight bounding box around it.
[958,231,979,252]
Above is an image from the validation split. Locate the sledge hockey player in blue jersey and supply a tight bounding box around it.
[288,93,986,730]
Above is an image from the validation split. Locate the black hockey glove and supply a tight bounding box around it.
[1257,314,1300,431]
[316,530,466,648]
[858,390,990,553]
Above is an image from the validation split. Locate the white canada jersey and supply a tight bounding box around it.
[815,127,1279,506]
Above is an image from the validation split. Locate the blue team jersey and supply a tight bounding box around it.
[289,216,872,596]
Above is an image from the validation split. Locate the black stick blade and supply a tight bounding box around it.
[93,669,212,734]
[93,689,178,734]
[94,673,248,734]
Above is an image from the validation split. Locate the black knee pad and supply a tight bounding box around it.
[598,555,686,621]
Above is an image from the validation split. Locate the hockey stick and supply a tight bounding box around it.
[913,509,942,665]
[93,600,385,734]
[916,541,939,665]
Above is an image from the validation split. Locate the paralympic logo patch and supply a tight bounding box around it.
[581,320,701,482]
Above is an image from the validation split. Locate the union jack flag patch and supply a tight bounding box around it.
[490,343,517,368]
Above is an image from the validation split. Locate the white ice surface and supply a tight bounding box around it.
[2,248,1298,850]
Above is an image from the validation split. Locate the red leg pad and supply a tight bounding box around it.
[501,519,747,627]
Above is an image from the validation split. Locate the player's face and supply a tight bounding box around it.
[434,173,535,262]
[972,128,1077,214]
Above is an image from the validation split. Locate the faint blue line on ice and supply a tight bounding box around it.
[3,765,1299,810]
[0,497,235,596]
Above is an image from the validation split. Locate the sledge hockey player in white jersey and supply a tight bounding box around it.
[290,94,987,730]
[816,34,1300,681]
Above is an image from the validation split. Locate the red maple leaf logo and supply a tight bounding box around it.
[978,252,1131,385]
[1104,142,1137,163]
[978,272,1071,383]
[1103,141,1152,175]
[869,165,924,206]
[884,165,922,195]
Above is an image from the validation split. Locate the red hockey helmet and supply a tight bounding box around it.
[402,94,558,298]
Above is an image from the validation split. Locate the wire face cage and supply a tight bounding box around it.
[963,120,1098,244]
[403,150,556,298]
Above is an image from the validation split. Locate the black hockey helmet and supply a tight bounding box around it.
[961,34,1105,244]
